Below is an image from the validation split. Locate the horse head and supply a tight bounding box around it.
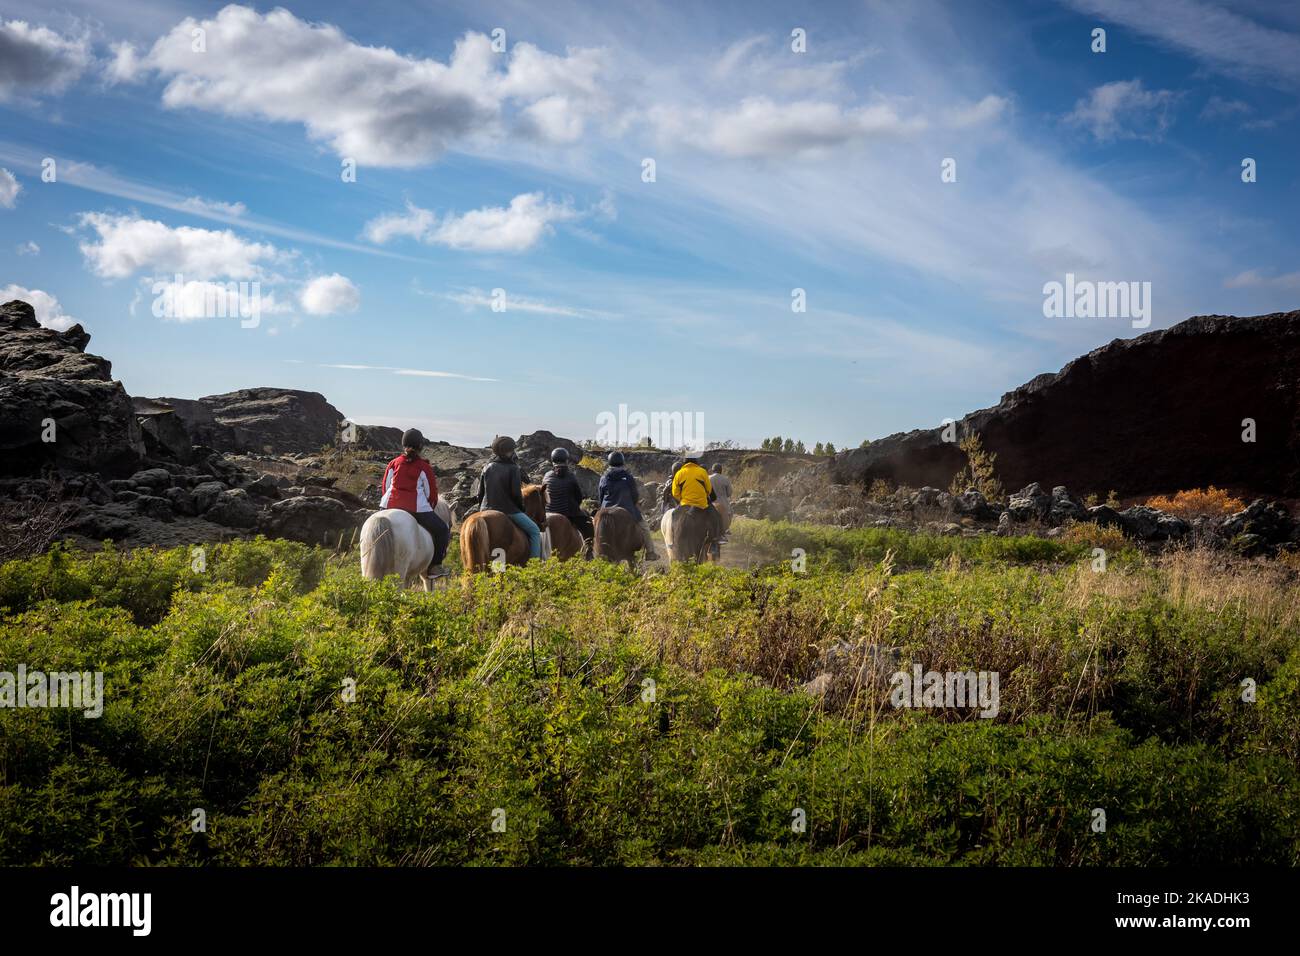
[522,484,547,526]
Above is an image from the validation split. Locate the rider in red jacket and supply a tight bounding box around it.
[380,429,450,576]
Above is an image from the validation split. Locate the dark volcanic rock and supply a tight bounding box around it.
[1007,482,1052,521]
[1220,499,1292,544]
[145,387,344,455]
[132,398,193,463]
[339,422,404,453]
[135,495,175,522]
[205,488,258,528]
[0,299,146,477]
[832,310,1300,498]
[191,480,227,514]
[261,496,364,546]
[951,488,1000,521]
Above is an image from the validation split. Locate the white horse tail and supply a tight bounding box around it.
[360,513,396,580]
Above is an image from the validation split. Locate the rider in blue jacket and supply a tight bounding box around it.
[598,451,659,560]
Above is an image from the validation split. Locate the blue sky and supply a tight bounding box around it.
[1,0,1297,448]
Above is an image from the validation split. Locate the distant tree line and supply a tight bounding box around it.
[758,437,872,455]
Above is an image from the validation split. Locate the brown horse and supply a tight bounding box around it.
[546,513,587,560]
[593,506,643,570]
[664,505,718,563]
[460,484,549,572]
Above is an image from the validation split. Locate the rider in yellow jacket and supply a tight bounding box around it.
[671,453,723,557]
[671,458,713,508]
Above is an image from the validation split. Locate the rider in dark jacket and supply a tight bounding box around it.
[598,451,659,559]
[475,436,541,559]
[542,448,593,541]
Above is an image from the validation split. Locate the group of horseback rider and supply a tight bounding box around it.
[379,427,729,574]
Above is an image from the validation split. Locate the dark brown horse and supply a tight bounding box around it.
[460,484,548,572]
[663,505,717,563]
[545,513,587,560]
[592,506,642,570]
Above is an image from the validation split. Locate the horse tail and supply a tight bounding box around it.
[360,513,396,580]
[462,515,492,572]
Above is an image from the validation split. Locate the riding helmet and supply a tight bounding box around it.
[607,451,625,467]
[551,448,569,464]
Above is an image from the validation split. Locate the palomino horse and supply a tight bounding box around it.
[545,513,587,560]
[359,497,453,590]
[460,484,549,572]
[593,506,642,570]
[660,505,718,563]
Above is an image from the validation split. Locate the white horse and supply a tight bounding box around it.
[359,498,453,590]
[660,507,683,562]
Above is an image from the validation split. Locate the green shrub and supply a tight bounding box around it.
[2,537,1297,866]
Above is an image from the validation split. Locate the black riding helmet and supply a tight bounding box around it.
[551,448,569,464]
[402,428,424,453]
[607,451,625,467]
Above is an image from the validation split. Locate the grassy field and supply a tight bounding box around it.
[1,526,1297,865]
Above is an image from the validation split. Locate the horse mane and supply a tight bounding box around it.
[522,484,547,523]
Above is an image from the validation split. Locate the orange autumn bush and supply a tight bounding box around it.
[1144,486,1245,518]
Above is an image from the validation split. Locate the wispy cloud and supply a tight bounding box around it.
[0,141,429,262]
[316,362,496,382]
[1060,0,1300,90]
[1224,269,1300,290]
[439,286,617,320]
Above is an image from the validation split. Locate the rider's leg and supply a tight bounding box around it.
[413,511,450,571]
[638,518,660,559]
[708,506,723,558]
[509,512,542,559]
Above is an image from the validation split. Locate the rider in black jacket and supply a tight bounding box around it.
[542,448,593,541]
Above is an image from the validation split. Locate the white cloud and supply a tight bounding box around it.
[365,192,580,252]
[0,19,90,102]
[1064,79,1179,142]
[1224,269,1300,289]
[363,201,437,245]
[104,41,142,85]
[1199,95,1252,121]
[300,273,360,315]
[76,212,279,279]
[131,5,612,167]
[653,97,926,159]
[16,240,39,255]
[1,284,77,331]
[431,193,578,252]
[945,94,1011,129]
[150,277,289,323]
[0,167,19,207]
[179,196,247,217]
